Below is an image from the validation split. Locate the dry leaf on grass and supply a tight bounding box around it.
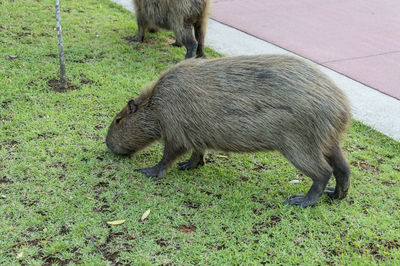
[140,209,151,221]
[107,219,125,225]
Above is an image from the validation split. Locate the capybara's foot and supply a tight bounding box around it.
[196,54,208,59]
[284,195,318,208]
[138,166,165,180]
[178,159,204,170]
[184,42,198,59]
[325,186,348,199]
[130,35,143,42]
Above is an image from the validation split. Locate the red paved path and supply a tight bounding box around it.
[211,0,400,100]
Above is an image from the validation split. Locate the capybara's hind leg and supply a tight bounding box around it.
[138,143,186,180]
[283,150,332,207]
[194,21,206,57]
[179,26,198,59]
[325,144,350,199]
[178,150,205,170]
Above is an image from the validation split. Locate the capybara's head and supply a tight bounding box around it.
[106,99,155,155]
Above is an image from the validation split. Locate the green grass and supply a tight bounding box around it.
[1,0,399,264]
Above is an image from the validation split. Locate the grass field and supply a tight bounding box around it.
[1,0,399,264]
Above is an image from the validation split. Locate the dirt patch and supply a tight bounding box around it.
[351,160,381,174]
[94,181,109,192]
[381,180,396,186]
[252,216,281,234]
[0,176,13,184]
[51,162,67,170]
[12,238,43,249]
[356,242,383,260]
[184,201,200,209]
[251,195,266,204]
[15,239,82,264]
[266,216,281,227]
[93,204,110,213]
[42,255,71,265]
[176,224,196,234]
[92,195,110,213]
[47,78,79,92]
[1,100,11,108]
[252,163,269,171]
[90,235,119,263]
[92,229,136,263]
[252,208,263,215]
[105,231,124,243]
[383,239,399,249]
[156,238,168,247]
[240,176,249,182]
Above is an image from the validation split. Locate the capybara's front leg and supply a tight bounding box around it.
[138,143,186,180]
[178,150,205,170]
[179,26,198,59]
[130,15,147,42]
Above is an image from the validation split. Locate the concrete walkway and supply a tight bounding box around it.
[110,0,400,141]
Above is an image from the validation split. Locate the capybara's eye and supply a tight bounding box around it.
[115,118,121,124]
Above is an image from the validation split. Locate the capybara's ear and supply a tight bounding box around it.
[128,99,138,114]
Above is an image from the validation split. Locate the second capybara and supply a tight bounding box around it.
[131,0,210,59]
[106,54,351,207]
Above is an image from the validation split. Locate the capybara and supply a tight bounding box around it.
[131,0,210,59]
[106,55,351,207]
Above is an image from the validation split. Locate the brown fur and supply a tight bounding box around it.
[106,55,351,207]
[131,0,210,59]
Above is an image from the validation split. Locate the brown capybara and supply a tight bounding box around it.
[106,55,351,207]
[131,0,210,59]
